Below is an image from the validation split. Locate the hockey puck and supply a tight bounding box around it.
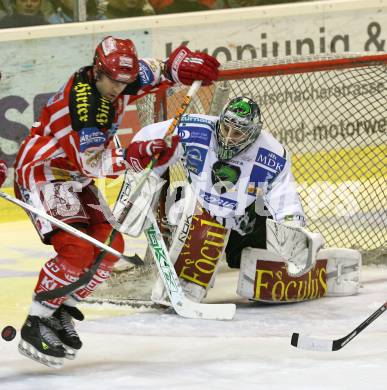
[1,325,17,341]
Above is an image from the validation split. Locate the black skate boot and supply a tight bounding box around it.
[18,315,65,369]
[54,305,84,360]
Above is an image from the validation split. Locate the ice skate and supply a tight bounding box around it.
[18,315,65,369]
[54,305,84,360]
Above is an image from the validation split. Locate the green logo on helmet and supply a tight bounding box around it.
[229,100,251,117]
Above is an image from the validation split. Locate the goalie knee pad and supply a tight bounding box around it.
[237,247,361,303]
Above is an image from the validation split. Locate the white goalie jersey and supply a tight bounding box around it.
[132,114,306,231]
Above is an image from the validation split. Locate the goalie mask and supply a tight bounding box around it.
[215,97,262,160]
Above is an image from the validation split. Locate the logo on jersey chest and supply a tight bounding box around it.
[178,125,212,146]
[185,146,207,175]
[255,148,285,173]
[211,161,241,194]
[79,127,107,152]
[200,189,237,210]
[249,147,286,192]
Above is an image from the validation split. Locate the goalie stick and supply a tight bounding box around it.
[291,301,387,351]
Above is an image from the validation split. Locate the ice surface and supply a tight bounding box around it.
[0,221,386,389]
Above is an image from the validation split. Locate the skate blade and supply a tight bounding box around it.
[63,345,78,360]
[18,340,64,369]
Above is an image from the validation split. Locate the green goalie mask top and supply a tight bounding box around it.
[215,97,262,160]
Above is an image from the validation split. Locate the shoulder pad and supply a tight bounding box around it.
[138,59,163,87]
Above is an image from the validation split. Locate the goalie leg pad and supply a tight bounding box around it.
[237,248,329,303]
[152,203,229,304]
[237,247,360,302]
[322,248,361,296]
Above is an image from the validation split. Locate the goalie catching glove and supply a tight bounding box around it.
[124,135,180,171]
[0,159,7,187]
[166,46,220,86]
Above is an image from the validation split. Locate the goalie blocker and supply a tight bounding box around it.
[152,188,361,304]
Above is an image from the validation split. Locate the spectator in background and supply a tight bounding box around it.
[0,1,10,20]
[150,0,217,14]
[0,7,6,21]
[47,0,101,23]
[220,0,304,8]
[0,0,48,28]
[221,0,259,7]
[103,0,155,19]
[46,0,73,23]
[151,0,304,13]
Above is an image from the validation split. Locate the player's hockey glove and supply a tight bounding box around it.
[166,46,220,86]
[125,135,180,171]
[0,159,7,187]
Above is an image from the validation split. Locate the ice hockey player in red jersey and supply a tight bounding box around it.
[0,159,7,187]
[14,36,220,368]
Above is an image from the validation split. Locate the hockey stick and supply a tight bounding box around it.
[0,191,142,266]
[34,82,202,302]
[291,301,387,351]
[0,192,144,265]
[0,191,143,302]
[144,212,236,320]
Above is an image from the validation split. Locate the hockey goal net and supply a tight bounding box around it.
[91,52,386,304]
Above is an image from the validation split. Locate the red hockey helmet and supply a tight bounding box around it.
[94,36,139,83]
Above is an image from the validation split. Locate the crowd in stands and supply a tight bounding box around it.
[0,0,306,29]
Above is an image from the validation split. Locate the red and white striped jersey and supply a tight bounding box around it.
[14,61,171,190]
